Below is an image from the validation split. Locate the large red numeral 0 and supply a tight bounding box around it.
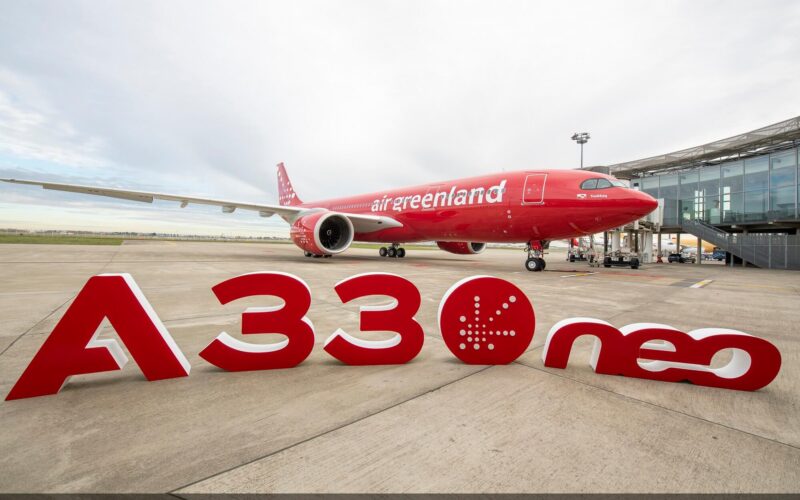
[324,273,424,365]
[439,276,535,364]
[199,272,315,371]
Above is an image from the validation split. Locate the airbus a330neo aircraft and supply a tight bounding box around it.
[2,163,657,271]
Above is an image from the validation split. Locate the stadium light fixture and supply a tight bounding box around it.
[571,132,591,169]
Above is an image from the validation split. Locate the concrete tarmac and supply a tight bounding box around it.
[0,241,798,493]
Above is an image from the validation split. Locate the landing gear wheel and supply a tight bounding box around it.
[603,256,612,268]
[323,254,332,258]
[313,254,322,258]
[379,247,388,257]
[387,247,397,258]
[397,247,406,258]
[630,258,640,269]
[304,251,313,258]
[524,240,547,272]
[525,257,542,272]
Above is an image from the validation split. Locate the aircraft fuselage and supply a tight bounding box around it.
[304,169,657,243]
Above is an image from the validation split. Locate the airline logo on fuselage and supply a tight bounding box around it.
[371,179,507,213]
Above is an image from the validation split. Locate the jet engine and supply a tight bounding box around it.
[290,212,354,255]
[436,241,487,254]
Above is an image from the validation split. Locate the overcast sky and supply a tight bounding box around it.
[1,0,798,236]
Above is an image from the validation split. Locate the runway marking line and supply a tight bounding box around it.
[560,272,597,278]
[690,279,714,289]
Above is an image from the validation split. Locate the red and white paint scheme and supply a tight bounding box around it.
[1,163,657,270]
[4,272,782,400]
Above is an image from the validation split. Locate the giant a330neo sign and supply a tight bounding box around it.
[5,272,782,401]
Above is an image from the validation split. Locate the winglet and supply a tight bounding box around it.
[276,162,303,207]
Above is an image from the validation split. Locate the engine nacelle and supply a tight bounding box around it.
[436,241,487,255]
[290,212,354,255]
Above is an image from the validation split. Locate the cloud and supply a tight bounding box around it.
[0,69,108,167]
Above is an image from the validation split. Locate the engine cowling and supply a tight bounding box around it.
[290,212,354,255]
[436,241,487,255]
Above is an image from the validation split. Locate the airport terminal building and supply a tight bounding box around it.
[600,116,800,269]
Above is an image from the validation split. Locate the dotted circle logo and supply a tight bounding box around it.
[439,276,535,364]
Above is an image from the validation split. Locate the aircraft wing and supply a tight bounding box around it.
[0,178,402,233]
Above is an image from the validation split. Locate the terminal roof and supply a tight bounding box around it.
[595,115,800,178]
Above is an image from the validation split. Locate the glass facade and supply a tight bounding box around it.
[770,150,797,219]
[632,145,799,226]
[720,161,743,223]
[699,165,720,224]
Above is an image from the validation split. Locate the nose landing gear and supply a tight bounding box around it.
[524,240,546,272]
[525,257,545,271]
[379,243,406,258]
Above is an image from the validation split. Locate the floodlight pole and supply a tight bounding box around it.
[571,132,591,169]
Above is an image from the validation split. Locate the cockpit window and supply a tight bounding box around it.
[581,177,627,190]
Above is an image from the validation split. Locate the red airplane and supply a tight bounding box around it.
[1,163,657,271]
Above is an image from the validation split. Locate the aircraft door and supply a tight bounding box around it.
[522,174,547,205]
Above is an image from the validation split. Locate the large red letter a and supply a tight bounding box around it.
[6,274,190,400]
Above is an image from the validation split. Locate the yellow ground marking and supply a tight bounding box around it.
[689,279,713,288]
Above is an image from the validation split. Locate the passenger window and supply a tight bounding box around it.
[596,178,613,189]
[580,179,598,190]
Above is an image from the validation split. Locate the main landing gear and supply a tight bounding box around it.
[524,240,546,272]
[379,244,406,258]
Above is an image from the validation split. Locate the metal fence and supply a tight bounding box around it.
[681,219,800,270]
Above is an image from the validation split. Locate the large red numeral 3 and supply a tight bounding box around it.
[324,273,424,365]
[199,272,315,371]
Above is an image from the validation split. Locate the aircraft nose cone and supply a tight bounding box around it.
[632,191,659,216]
